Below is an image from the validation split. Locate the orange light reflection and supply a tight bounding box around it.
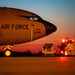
[59,57,68,62]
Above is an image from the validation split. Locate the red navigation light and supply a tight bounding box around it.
[62,39,65,43]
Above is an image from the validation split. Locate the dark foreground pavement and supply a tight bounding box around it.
[0,57,75,75]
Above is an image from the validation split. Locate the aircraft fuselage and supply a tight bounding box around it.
[0,7,57,45]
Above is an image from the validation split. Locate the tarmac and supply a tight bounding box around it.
[0,57,75,75]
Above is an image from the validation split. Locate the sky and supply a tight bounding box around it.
[0,0,75,53]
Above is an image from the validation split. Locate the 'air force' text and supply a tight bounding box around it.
[1,24,29,29]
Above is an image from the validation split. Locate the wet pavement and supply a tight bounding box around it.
[0,57,75,75]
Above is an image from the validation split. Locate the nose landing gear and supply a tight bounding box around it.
[4,45,13,56]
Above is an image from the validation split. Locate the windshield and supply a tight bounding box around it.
[29,17,38,21]
[17,15,42,21]
[27,16,42,21]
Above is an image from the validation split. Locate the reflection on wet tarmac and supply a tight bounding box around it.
[0,57,75,75]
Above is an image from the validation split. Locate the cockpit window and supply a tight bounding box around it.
[17,15,42,21]
[33,17,38,20]
[29,16,42,21]
[29,17,38,21]
[29,17,33,20]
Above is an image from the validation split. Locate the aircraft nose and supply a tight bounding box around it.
[41,20,57,35]
[45,22,57,35]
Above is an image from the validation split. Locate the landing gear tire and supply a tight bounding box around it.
[4,50,12,57]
